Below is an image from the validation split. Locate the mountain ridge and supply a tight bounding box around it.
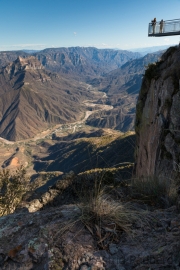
[0,56,96,140]
[34,47,141,79]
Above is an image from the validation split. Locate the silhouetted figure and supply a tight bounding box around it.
[151,18,156,34]
[159,19,164,33]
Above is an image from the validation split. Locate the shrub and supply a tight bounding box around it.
[144,63,158,81]
[0,166,28,216]
[130,176,177,207]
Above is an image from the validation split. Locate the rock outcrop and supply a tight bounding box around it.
[0,200,180,269]
[135,46,180,180]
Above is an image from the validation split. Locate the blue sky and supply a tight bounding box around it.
[1,0,180,51]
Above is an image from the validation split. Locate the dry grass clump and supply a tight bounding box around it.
[58,174,148,249]
[130,176,177,207]
[79,191,142,233]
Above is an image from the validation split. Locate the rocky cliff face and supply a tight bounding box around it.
[135,46,180,180]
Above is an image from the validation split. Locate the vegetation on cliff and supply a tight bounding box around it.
[0,167,28,216]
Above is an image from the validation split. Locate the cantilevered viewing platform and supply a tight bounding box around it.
[148,19,180,37]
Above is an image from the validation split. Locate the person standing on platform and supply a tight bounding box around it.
[159,19,164,33]
[151,18,156,34]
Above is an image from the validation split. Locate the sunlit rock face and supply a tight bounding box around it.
[19,56,44,70]
[4,56,44,77]
[135,46,180,180]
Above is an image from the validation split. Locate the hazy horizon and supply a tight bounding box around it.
[0,44,175,55]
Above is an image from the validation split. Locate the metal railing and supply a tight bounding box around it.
[148,19,180,36]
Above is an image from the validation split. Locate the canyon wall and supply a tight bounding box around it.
[135,46,180,181]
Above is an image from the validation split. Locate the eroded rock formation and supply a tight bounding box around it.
[135,46,180,180]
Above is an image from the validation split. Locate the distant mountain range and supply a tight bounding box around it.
[34,47,141,77]
[130,44,175,56]
[22,50,41,54]
[0,47,141,79]
[0,46,170,140]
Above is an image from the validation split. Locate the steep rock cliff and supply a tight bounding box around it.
[135,46,180,180]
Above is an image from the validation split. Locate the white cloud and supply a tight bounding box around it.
[0,44,45,48]
[0,44,46,51]
[73,32,77,36]
[5,44,45,48]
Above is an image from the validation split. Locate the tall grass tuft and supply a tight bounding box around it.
[57,172,148,248]
[130,176,177,207]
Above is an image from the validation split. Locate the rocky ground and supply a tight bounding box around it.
[0,172,180,270]
[0,203,180,269]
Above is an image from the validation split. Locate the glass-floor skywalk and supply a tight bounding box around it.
[148,19,180,37]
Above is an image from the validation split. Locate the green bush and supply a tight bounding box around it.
[0,166,28,216]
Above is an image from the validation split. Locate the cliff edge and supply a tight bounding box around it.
[135,45,180,180]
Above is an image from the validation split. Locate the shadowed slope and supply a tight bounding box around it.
[34,130,135,174]
[0,57,94,141]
